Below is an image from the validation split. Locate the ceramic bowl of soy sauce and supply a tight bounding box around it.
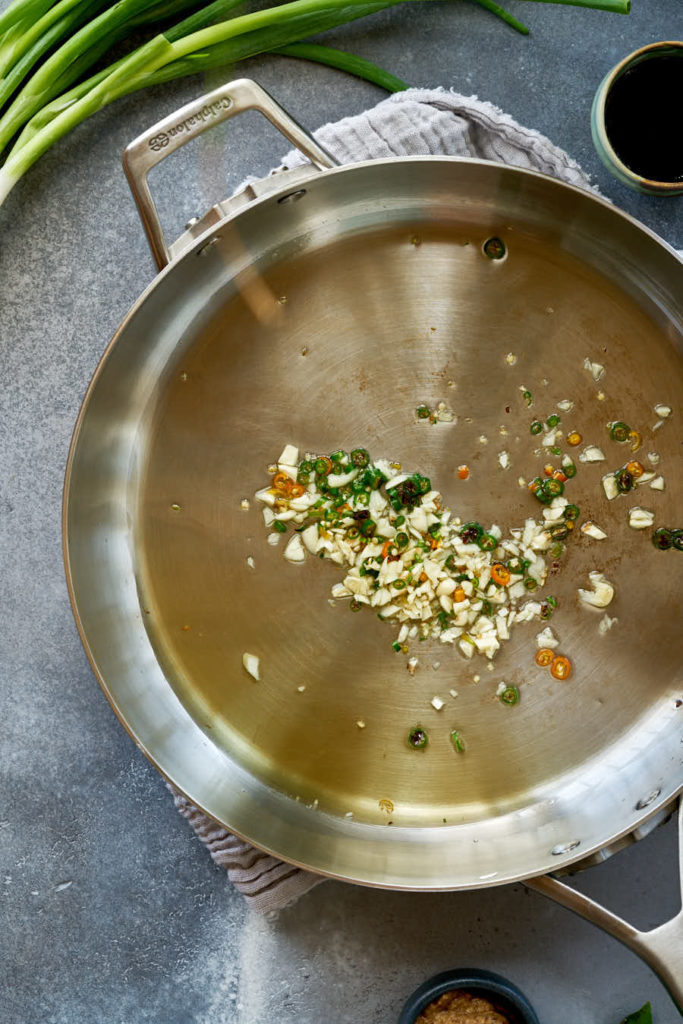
[591,40,683,195]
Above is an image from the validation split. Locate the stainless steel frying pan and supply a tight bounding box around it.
[63,80,683,1006]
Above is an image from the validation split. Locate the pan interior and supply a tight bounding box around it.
[135,219,681,830]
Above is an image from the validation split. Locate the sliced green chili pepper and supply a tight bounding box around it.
[550,446,563,457]
[350,447,370,468]
[347,526,360,539]
[652,527,673,550]
[507,556,524,574]
[445,554,457,571]
[540,603,553,620]
[330,449,347,462]
[355,492,370,506]
[392,641,402,653]
[543,478,564,498]
[393,579,407,590]
[564,504,580,521]
[460,521,483,543]
[546,595,558,608]
[314,457,332,475]
[546,413,560,428]
[499,685,520,706]
[395,531,409,549]
[408,727,428,749]
[416,404,431,420]
[615,468,634,493]
[522,390,533,407]
[610,421,631,443]
[478,533,498,551]
[563,461,577,479]
[299,459,313,474]
[297,471,310,485]
[349,599,363,612]
[530,420,543,435]
[550,542,565,559]
[428,523,441,538]
[359,518,377,537]
[523,577,538,591]
[549,523,569,541]
[394,515,406,527]
[672,529,683,551]
[414,474,431,495]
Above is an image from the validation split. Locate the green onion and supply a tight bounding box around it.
[392,640,402,652]
[499,685,519,706]
[273,520,287,533]
[530,420,543,435]
[450,729,466,752]
[408,726,428,749]
[546,595,557,608]
[275,41,408,91]
[610,421,631,443]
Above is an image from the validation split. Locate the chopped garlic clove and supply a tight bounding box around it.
[498,450,510,470]
[583,357,605,381]
[581,521,607,540]
[598,614,618,635]
[536,625,559,648]
[557,399,574,412]
[647,451,660,465]
[653,404,671,419]
[602,474,619,500]
[578,570,614,609]
[579,445,605,463]
[431,696,445,711]
[650,476,665,491]
[278,444,299,466]
[242,652,260,680]
[628,507,654,530]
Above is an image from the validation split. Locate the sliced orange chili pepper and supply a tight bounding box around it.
[419,572,428,583]
[491,563,511,586]
[567,431,582,446]
[272,472,290,491]
[544,464,555,477]
[552,470,567,483]
[454,586,466,603]
[535,648,554,667]
[566,520,575,531]
[529,479,540,494]
[382,540,395,559]
[551,655,572,680]
[458,465,470,480]
[289,482,305,498]
[627,429,642,452]
[626,460,644,478]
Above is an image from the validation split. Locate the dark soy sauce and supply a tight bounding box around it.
[604,54,683,182]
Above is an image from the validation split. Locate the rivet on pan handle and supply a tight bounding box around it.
[524,796,683,1014]
[122,78,339,271]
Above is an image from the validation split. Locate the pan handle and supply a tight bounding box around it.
[122,78,338,271]
[524,797,683,1013]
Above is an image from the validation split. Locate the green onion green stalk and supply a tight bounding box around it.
[0,0,630,206]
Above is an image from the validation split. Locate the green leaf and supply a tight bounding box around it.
[620,1003,653,1024]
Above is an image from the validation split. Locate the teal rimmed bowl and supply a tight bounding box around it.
[591,40,683,196]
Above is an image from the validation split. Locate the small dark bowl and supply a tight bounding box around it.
[398,968,540,1024]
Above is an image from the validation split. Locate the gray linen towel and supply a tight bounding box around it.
[171,85,597,915]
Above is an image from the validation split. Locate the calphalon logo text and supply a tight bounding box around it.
[148,97,232,151]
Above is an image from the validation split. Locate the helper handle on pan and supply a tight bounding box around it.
[525,797,683,1014]
[122,78,338,271]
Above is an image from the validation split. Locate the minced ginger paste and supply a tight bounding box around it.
[416,990,510,1024]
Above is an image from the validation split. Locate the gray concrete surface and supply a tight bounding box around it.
[1,1,681,1021]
